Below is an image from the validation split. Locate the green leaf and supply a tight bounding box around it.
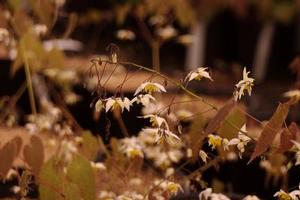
[39,158,64,200]
[65,182,81,200]
[66,154,96,200]
[23,135,44,178]
[249,101,290,163]
[80,131,101,160]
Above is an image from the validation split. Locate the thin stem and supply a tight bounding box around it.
[21,41,37,115]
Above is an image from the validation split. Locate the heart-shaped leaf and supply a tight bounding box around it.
[23,135,44,178]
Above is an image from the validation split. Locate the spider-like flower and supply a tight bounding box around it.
[131,94,156,106]
[228,124,251,158]
[140,114,169,130]
[185,67,213,83]
[142,128,180,143]
[274,187,300,200]
[134,82,166,96]
[233,67,254,101]
[208,134,222,149]
[105,97,132,112]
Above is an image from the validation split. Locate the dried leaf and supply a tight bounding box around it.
[218,108,246,139]
[39,158,64,200]
[0,140,17,179]
[10,136,22,157]
[276,122,299,153]
[188,115,207,161]
[66,154,96,200]
[23,135,44,178]
[249,102,290,163]
[204,99,236,136]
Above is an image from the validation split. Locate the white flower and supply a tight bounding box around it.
[185,67,213,82]
[33,24,48,36]
[90,162,106,171]
[10,186,21,194]
[120,137,144,158]
[199,188,212,200]
[243,195,260,200]
[186,148,193,158]
[228,124,251,158]
[234,67,254,101]
[142,128,180,143]
[134,82,166,96]
[274,189,293,200]
[95,99,104,112]
[149,15,166,26]
[199,188,230,200]
[199,150,208,163]
[156,25,177,40]
[131,94,156,106]
[140,114,169,130]
[116,29,135,40]
[284,89,300,102]
[292,141,300,165]
[105,97,132,112]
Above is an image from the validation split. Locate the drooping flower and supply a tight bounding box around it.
[199,150,208,163]
[228,124,251,158]
[208,134,222,149]
[131,94,156,106]
[140,114,169,130]
[233,67,255,101]
[105,97,132,112]
[95,99,104,112]
[199,188,230,200]
[283,89,300,102]
[142,128,180,143]
[185,67,213,82]
[273,189,298,200]
[134,82,166,96]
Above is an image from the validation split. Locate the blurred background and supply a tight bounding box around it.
[1,0,300,199]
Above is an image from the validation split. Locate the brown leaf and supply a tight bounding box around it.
[23,135,44,178]
[276,122,299,153]
[10,136,22,157]
[0,141,17,179]
[204,99,236,136]
[249,102,290,163]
